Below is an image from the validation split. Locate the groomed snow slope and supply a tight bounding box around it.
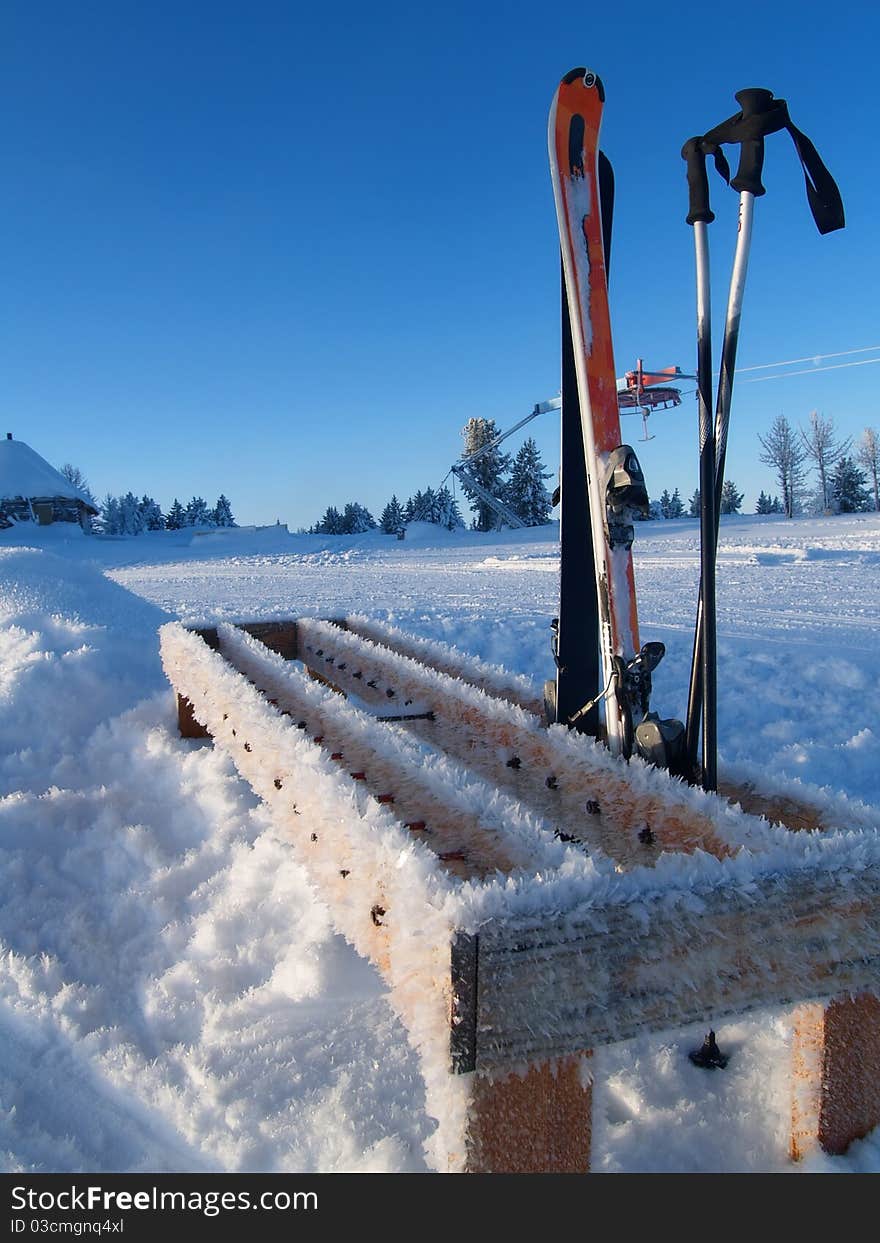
[1,513,878,1173]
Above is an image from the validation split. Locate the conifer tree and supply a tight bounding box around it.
[404,492,425,524]
[120,492,143,536]
[459,417,511,531]
[100,494,121,534]
[380,495,406,534]
[659,488,672,519]
[832,456,870,513]
[166,499,186,530]
[435,484,465,530]
[666,487,684,519]
[719,480,744,515]
[688,488,700,518]
[139,495,165,531]
[340,502,376,533]
[185,497,211,527]
[314,505,343,534]
[504,437,553,526]
[755,490,773,514]
[408,488,436,523]
[212,495,235,527]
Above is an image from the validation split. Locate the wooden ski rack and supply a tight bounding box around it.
[161,617,880,1172]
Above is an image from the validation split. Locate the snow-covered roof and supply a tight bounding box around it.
[0,436,97,509]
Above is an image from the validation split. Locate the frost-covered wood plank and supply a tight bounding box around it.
[343,613,545,715]
[470,876,880,1069]
[162,619,476,1169]
[294,618,809,866]
[211,620,586,879]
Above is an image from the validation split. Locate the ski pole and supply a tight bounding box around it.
[685,90,790,787]
[681,136,720,789]
[709,89,773,512]
[683,88,845,786]
[684,185,754,789]
[683,89,772,791]
[689,173,757,767]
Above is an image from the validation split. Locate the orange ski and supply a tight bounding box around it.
[549,69,650,757]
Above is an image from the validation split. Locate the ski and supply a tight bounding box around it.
[548,267,601,735]
[549,69,656,757]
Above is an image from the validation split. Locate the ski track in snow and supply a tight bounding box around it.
[1,514,878,1173]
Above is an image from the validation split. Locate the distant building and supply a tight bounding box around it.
[0,434,98,530]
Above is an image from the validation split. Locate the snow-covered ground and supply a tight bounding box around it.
[1,513,878,1173]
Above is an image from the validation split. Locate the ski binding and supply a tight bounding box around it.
[604,445,649,549]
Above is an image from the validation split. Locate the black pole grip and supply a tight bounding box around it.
[731,138,766,196]
[735,86,775,115]
[682,137,714,224]
[730,88,776,196]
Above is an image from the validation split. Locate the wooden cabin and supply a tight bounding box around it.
[0,434,98,530]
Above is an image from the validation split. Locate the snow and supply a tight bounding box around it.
[1,512,879,1173]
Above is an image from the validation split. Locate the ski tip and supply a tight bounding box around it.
[561,67,605,100]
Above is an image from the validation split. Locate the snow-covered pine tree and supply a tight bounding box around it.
[184,496,212,527]
[720,480,744,515]
[435,485,465,530]
[340,502,376,533]
[100,494,121,534]
[459,417,511,531]
[503,437,552,525]
[771,495,784,514]
[212,495,235,527]
[314,506,343,534]
[689,488,700,518]
[120,492,144,536]
[755,490,773,514]
[832,455,870,513]
[666,487,685,519]
[408,488,436,523]
[659,488,672,519]
[166,499,186,530]
[139,495,165,531]
[380,495,405,534]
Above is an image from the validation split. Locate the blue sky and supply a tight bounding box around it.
[4,1,878,527]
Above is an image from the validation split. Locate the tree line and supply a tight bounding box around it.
[59,467,237,535]
[310,419,553,535]
[758,415,879,517]
[311,487,466,535]
[63,408,880,542]
[97,493,236,535]
[598,414,879,522]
